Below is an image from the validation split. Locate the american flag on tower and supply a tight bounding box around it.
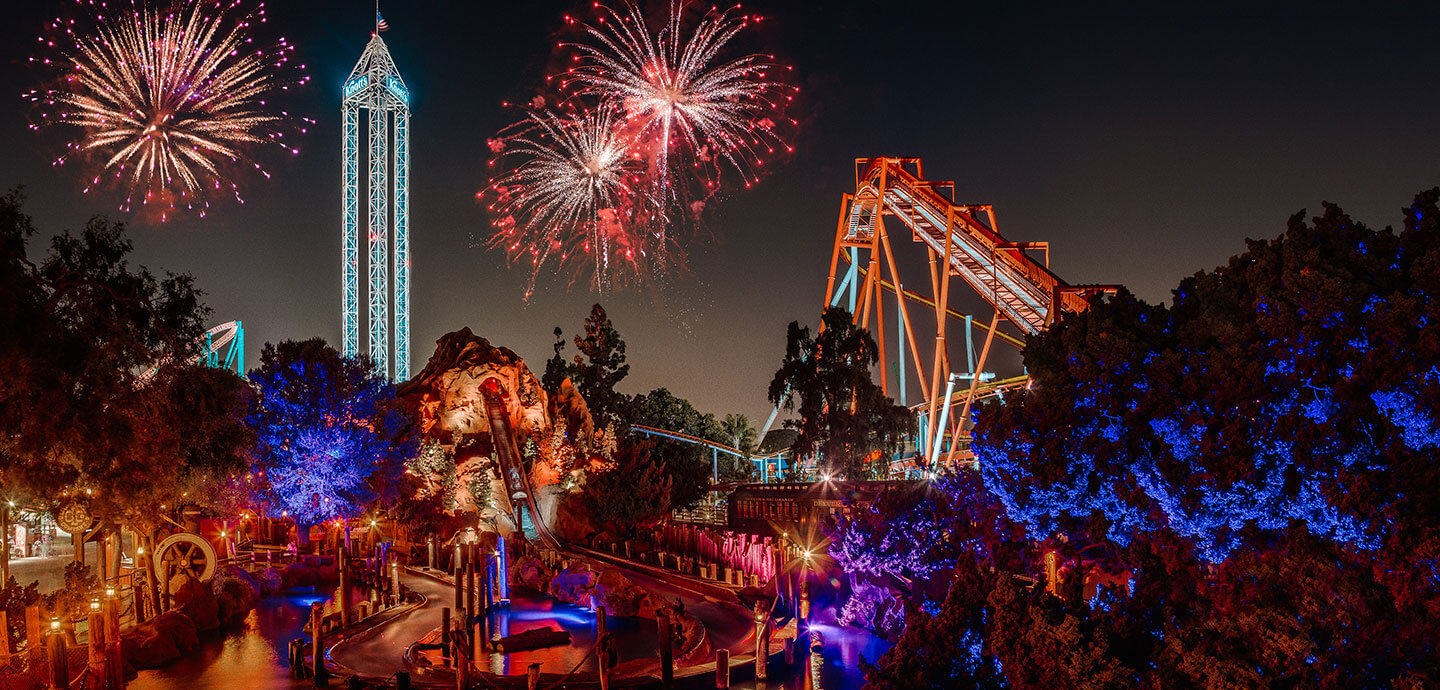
[376,12,390,32]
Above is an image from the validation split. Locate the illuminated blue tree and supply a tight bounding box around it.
[247,339,410,540]
[974,190,1440,570]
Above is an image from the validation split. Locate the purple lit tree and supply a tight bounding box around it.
[247,339,411,544]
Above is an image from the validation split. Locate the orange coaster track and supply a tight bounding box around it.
[822,157,1114,465]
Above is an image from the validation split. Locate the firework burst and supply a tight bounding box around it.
[25,0,311,221]
[483,0,797,295]
[484,106,666,296]
[563,0,796,199]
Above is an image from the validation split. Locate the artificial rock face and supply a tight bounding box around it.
[398,327,598,522]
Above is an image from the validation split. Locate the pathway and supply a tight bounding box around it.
[327,569,451,682]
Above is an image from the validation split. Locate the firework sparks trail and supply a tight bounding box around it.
[564,1,796,235]
[483,0,797,296]
[25,0,312,222]
[483,106,661,297]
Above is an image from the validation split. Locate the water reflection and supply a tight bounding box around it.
[731,622,890,690]
[130,585,362,690]
[483,593,658,676]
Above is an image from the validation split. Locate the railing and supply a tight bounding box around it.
[671,499,728,527]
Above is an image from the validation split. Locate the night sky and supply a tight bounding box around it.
[2,1,1437,423]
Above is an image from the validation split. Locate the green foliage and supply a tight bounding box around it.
[570,304,631,428]
[541,326,569,393]
[406,439,458,509]
[0,189,245,519]
[769,307,914,479]
[626,387,743,493]
[42,562,97,621]
[627,388,725,441]
[720,414,757,455]
[0,577,38,650]
[466,473,492,513]
[652,440,713,510]
[579,442,671,533]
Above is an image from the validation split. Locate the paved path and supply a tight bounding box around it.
[327,569,452,681]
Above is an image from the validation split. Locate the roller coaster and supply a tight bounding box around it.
[630,424,792,482]
[136,320,246,385]
[821,158,1113,466]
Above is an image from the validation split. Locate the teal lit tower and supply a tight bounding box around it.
[341,25,410,380]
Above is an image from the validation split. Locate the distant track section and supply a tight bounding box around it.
[480,379,561,549]
[136,320,245,385]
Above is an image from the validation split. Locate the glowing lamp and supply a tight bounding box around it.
[89,599,100,612]
[49,618,59,631]
[105,587,115,598]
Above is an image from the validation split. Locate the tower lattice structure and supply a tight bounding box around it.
[342,33,410,380]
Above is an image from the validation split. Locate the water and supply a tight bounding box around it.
[480,592,660,676]
[129,584,359,690]
[789,622,890,689]
[123,575,885,690]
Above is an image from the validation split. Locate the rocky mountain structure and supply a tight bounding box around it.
[398,328,603,536]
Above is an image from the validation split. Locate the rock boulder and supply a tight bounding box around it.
[120,611,198,669]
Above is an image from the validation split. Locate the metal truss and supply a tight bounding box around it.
[820,157,1116,467]
[342,33,411,380]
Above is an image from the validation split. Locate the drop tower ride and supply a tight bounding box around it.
[341,22,410,380]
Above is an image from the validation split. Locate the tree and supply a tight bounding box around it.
[0,190,251,583]
[570,304,630,427]
[541,326,570,392]
[627,388,724,441]
[720,413,757,455]
[832,469,1028,586]
[0,189,214,505]
[579,442,672,534]
[247,339,411,542]
[861,557,1005,689]
[974,191,1440,585]
[768,307,914,479]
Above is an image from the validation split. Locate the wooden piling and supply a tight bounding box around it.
[527,662,542,690]
[339,546,351,628]
[87,611,105,684]
[715,648,730,689]
[46,627,68,688]
[440,607,451,668]
[658,610,674,687]
[753,602,768,681]
[310,602,326,685]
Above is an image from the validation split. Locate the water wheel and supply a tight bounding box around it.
[156,532,217,583]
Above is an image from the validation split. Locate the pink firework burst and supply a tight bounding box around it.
[563,0,796,203]
[483,0,798,296]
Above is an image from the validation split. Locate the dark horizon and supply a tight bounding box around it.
[2,1,1436,424]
